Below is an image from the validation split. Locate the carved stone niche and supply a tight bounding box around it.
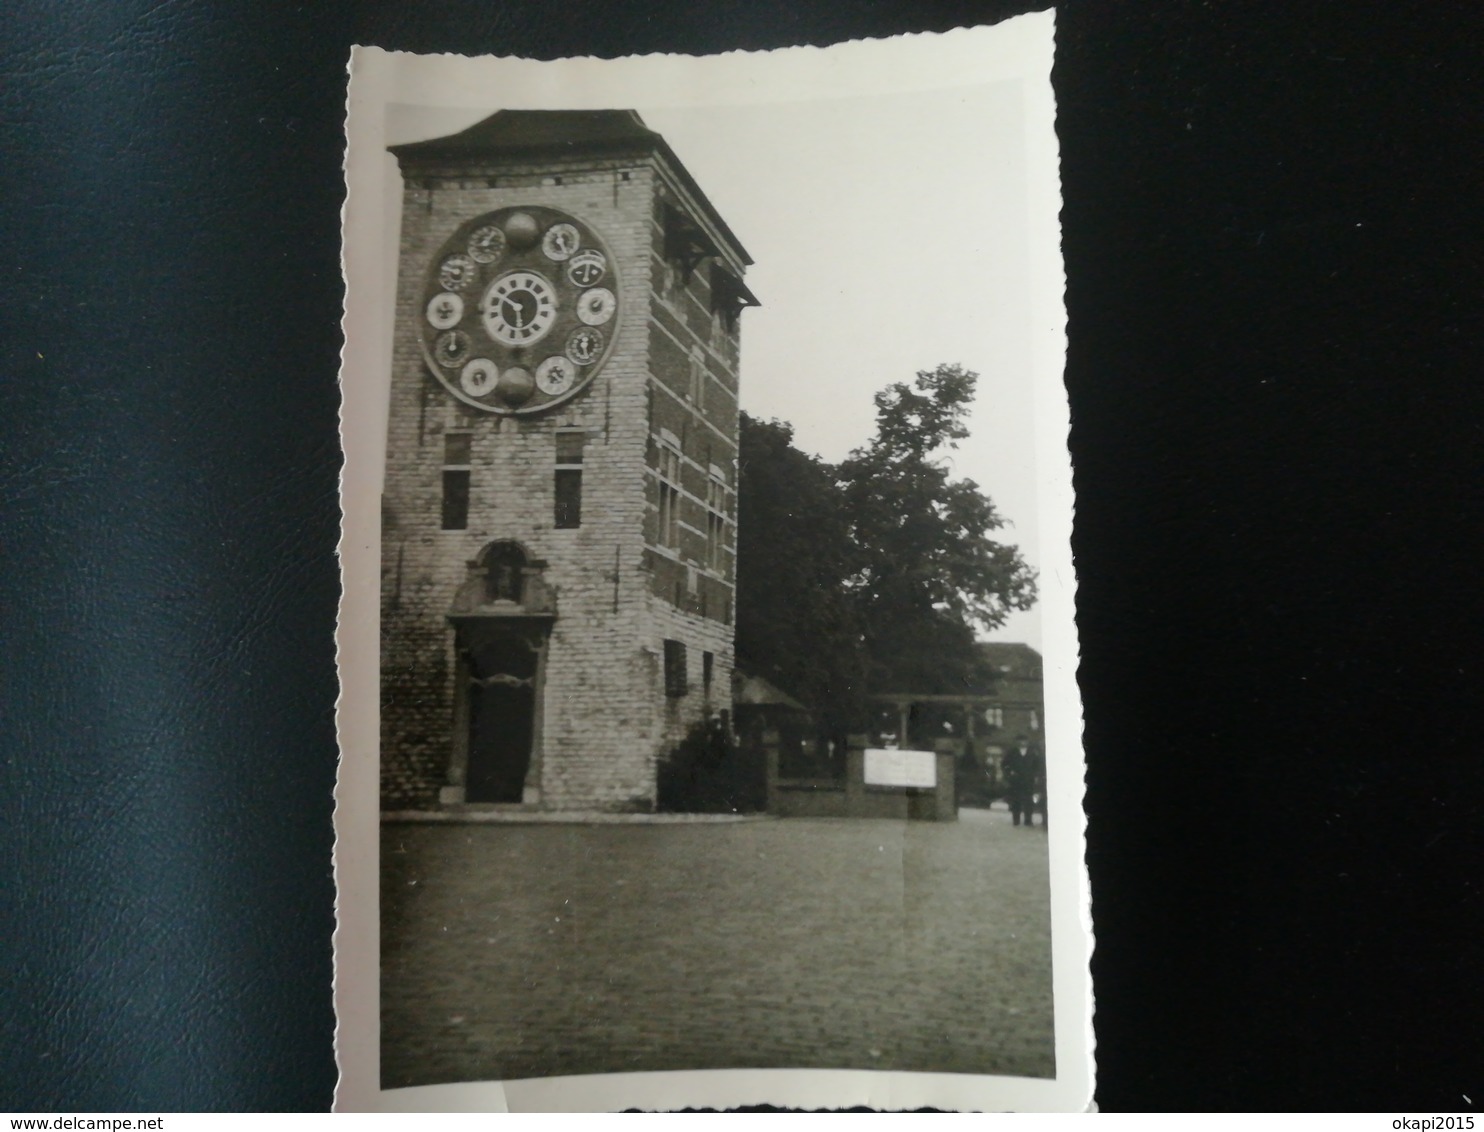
[449,540,556,618]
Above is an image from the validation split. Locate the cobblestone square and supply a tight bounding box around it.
[381,808,1054,1087]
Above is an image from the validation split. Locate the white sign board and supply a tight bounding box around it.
[863,748,938,789]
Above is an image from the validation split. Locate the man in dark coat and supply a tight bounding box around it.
[1003,735,1035,827]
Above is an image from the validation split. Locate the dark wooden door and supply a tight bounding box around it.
[464,631,540,803]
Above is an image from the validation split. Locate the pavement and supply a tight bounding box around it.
[380,805,1054,1088]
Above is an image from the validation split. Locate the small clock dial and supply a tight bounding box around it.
[439,254,477,292]
[535,355,577,396]
[426,292,464,329]
[481,271,559,347]
[566,249,606,287]
[577,287,617,326]
[460,358,499,396]
[434,330,470,368]
[542,223,580,262]
[419,206,620,415]
[565,326,604,366]
[467,224,506,264]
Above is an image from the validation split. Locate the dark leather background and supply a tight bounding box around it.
[2,0,1480,1112]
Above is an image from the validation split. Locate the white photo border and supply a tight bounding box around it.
[334,13,1091,1111]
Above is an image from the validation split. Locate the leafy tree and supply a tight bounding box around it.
[837,364,1037,695]
[735,364,1037,728]
[735,414,867,735]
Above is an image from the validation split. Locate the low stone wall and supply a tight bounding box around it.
[764,735,956,821]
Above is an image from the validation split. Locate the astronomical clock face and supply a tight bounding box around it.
[481,271,559,347]
[418,206,620,414]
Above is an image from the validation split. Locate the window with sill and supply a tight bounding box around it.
[663,639,688,698]
[688,345,706,412]
[657,441,682,550]
[480,542,527,604]
[441,431,472,530]
[554,430,585,529]
[704,469,727,572]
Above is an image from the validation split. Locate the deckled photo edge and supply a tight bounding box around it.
[334,15,1091,1113]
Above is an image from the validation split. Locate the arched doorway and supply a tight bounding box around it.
[463,625,543,803]
[450,541,552,805]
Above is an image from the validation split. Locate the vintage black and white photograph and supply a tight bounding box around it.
[335,17,1089,1112]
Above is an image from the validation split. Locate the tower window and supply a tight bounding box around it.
[657,440,682,550]
[688,345,706,411]
[441,431,472,531]
[703,651,714,696]
[481,541,527,604]
[554,431,585,529]
[705,468,727,572]
[664,639,688,698]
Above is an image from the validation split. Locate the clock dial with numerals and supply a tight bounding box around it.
[439,254,477,292]
[467,224,506,264]
[481,271,559,347]
[419,206,621,415]
[565,326,604,366]
[541,223,580,262]
[433,330,470,368]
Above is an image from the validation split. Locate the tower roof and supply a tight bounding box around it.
[391,109,659,158]
[390,109,751,266]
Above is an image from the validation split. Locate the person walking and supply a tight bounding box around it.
[1003,735,1035,827]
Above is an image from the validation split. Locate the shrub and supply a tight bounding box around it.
[656,717,766,813]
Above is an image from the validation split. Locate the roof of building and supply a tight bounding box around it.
[977,642,1043,682]
[390,109,752,266]
[732,670,806,710]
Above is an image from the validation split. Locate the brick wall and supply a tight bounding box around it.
[381,147,744,812]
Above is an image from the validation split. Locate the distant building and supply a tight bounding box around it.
[977,642,1044,746]
[973,643,1045,799]
[865,642,1044,806]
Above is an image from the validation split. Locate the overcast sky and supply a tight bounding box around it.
[387,81,1045,649]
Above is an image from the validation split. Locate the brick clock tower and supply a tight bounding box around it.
[380,111,756,813]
